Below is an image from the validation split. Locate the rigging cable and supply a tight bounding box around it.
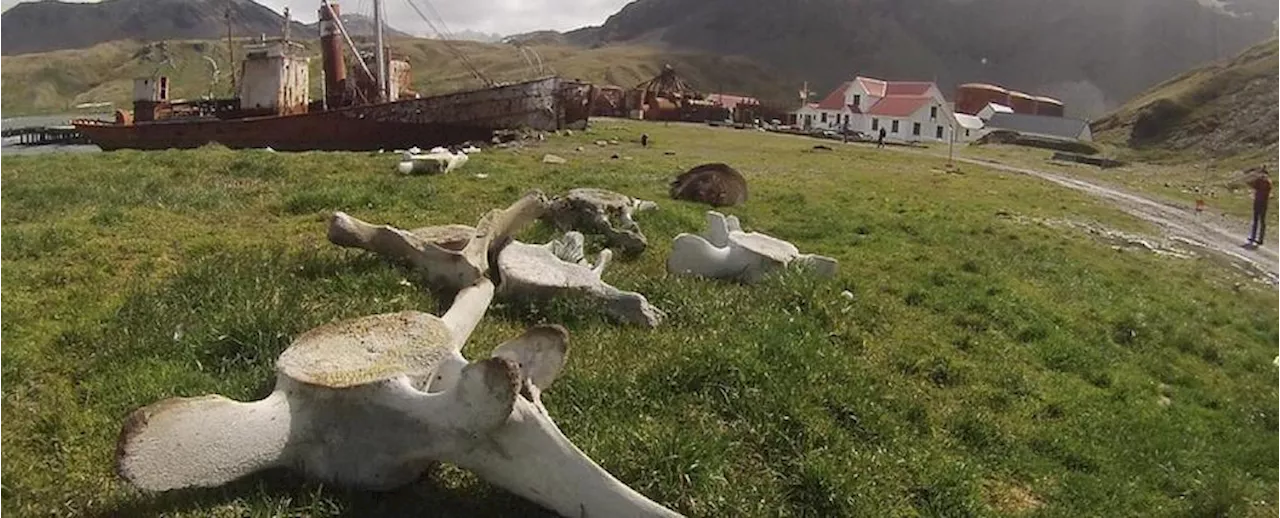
[401,0,492,86]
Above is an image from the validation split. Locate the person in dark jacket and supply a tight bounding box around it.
[1245,166,1272,248]
[877,127,887,148]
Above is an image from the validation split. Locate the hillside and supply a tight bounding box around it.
[562,0,1278,118]
[0,37,792,116]
[0,0,310,56]
[1091,39,1279,166]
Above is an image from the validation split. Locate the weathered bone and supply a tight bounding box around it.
[543,188,657,258]
[114,282,682,516]
[327,191,549,291]
[667,211,838,283]
[327,201,664,327]
[397,149,469,175]
[498,232,666,327]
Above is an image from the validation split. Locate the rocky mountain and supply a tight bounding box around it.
[1,0,310,56]
[303,13,412,40]
[1092,39,1278,165]
[563,0,1278,117]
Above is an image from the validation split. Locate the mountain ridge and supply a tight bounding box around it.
[558,0,1278,117]
[1,0,310,55]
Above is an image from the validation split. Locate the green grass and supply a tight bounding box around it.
[950,142,1279,245]
[3,120,1276,517]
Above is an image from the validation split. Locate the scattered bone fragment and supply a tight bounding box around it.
[499,232,665,327]
[668,211,838,283]
[398,148,469,175]
[327,191,549,292]
[543,188,657,258]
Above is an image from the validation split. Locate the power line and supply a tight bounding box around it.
[401,0,491,86]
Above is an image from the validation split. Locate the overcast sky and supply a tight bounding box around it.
[0,0,634,35]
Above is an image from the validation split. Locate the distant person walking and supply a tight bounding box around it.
[876,127,887,148]
[841,122,849,144]
[1245,166,1272,248]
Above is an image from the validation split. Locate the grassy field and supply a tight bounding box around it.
[0,37,791,117]
[2,119,1276,517]
[949,142,1279,245]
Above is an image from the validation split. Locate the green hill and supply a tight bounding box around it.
[0,37,792,117]
[1091,39,1279,167]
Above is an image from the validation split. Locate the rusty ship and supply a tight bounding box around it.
[74,1,592,152]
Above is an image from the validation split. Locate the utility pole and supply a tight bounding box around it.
[282,7,291,42]
[226,5,236,93]
[373,0,388,101]
[948,122,956,168]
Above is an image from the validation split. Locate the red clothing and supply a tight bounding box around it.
[1249,175,1272,204]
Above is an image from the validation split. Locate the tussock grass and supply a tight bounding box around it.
[2,120,1276,517]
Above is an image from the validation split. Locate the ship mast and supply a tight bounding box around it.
[373,0,388,101]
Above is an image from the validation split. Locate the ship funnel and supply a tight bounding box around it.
[319,1,347,108]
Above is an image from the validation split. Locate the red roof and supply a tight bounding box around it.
[813,77,939,113]
[815,81,852,110]
[885,81,934,96]
[854,76,935,97]
[866,96,932,117]
[855,77,886,97]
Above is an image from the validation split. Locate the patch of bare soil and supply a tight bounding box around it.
[983,479,1045,515]
[1000,214,1198,259]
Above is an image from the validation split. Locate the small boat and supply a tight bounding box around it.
[74,1,592,152]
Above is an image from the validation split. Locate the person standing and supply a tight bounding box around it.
[1245,166,1272,248]
[877,127,887,148]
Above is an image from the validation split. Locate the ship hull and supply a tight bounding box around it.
[74,77,591,152]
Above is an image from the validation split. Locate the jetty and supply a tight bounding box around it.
[2,125,89,146]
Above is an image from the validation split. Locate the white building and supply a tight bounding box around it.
[985,112,1094,142]
[977,102,1014,121]
[791,76,959,143]
[954,113,985,142]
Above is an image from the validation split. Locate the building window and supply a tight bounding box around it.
[872,119,879,131]
[892,120,900,133]
[912,122,921,136]
[935,126,944,139]
[930,106,938,120]
[821,113,827,123]
[965,129,971,137]
[853,94,861,108]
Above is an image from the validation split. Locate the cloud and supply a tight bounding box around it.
[0,0,632,36]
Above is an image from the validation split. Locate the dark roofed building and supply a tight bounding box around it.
[985,112,1093,142]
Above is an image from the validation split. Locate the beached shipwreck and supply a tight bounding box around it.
[73,1,592,151]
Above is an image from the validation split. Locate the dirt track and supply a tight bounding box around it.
[954,156,1279,285]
